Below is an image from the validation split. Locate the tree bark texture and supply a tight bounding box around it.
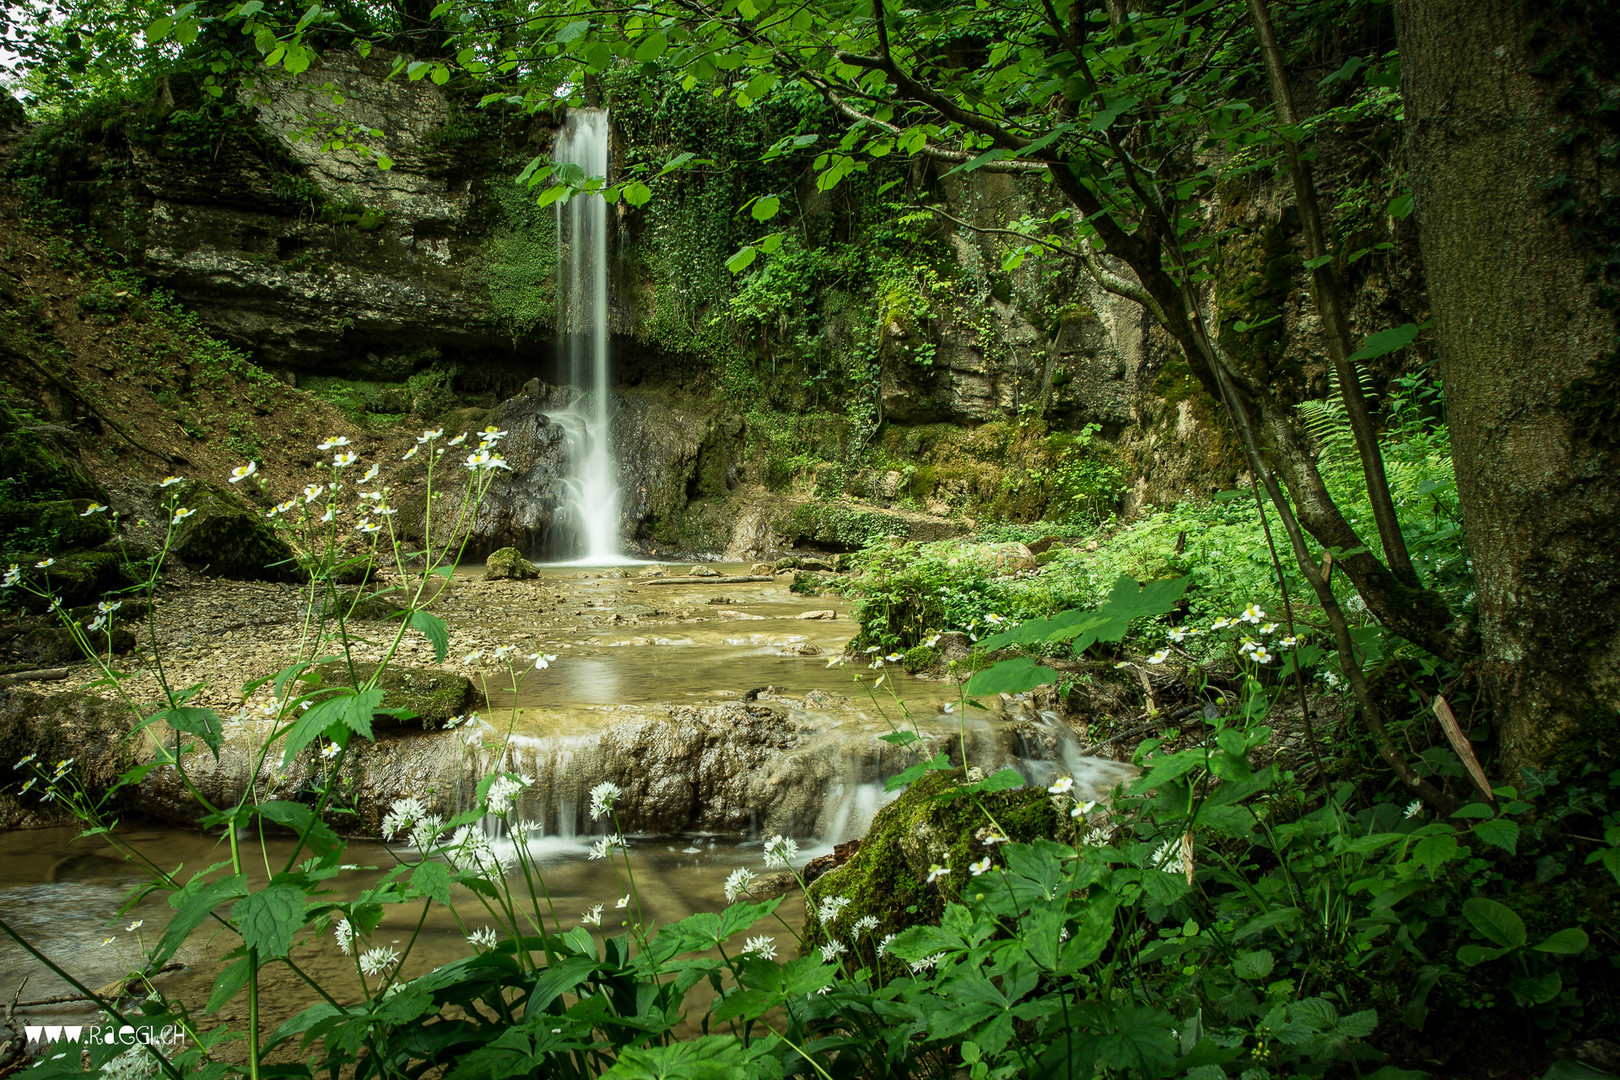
[1394,0,1620,773]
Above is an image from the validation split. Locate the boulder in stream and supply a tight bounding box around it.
[485,546,540,581]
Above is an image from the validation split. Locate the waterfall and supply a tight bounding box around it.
[551,109,622,563]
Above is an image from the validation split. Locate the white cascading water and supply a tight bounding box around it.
[551,109,622,563]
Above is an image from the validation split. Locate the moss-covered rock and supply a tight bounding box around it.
[774,501,917,552]
[170,481,299,582]
[320,586,399,621]
[5,550,130,612]
[0,609,136,668]
[0,683,141,827]
[803,767,1063,953]
[485,546,539,580]
[314,661,481,732]
[0,499,114,554]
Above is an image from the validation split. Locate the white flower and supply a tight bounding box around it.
[333,452,358,469]
[1280,635,1299,648]
[616,894,630,909]
[819,940,847,963]
[1260,622,1277,634]
[334,918,357,955]
[763,834,799,869]
[228,461,258,483]
[1250,647,1273,665]
[581,904,603,927]
[509,817,537,844]
[1403,800,1422,819]
[303,484,325,503]
[381,798,426,841]
[985,612,1004,624]
[467,926,498,951]
[402,445,419,461]
[588,781,622,820]
[95,599,125,615]
[319,508,336,523]
[320,741,341,760]
[359,946,399,977]
[1,565,19,587]
[317,436,351,450]
[408,813,445,851]
[909,952,945,974]
[126,919,143,932]
[1241,604,1265,624]
[852,915,879,936]
[1212,617,1233,630]
[1048,776,1074,796]
[159,475,183,488]
[588,835,625,861]
[417,428,443,443]
[724,867,756,902]
[35,557,55,568]
[530,652,558,670]
[88,614,107,632]
[80,502,108,516]
[486,775,525,816]
[1167,627,1188,643]
[465,449,512,472]
[492,645,517,661]
[816,895,851,924]
[1146,649,1169,665]
[1070,800,1097,819]
[1239,639,1259,656]
[743,935,776,959]
[925,863,949,884]
[360,463,380,484]
[981,830,1008,847]
[448,433,467,447]
[877,933,896,958]
[969,857,992,876]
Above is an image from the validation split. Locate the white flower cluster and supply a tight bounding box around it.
[486,774,530,817]
[724,867,756,902]
[816,894,851,924]
[763,834,799,869]
[588,781,622,821]
[743,935,777,959]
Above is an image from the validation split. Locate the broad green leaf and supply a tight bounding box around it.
[1462,896,1526,949]
[145,706,224,759]
[280,688,382,768]
[155,873,247,965]
[1533,927,1589,955]
[964,657,1060,695]
[232,883,305,959]
[1410,832,1460,876]
[257,800,341,858]
[633,31,667,62]
[408,610,448,662]
[600,1035,748,1080]
[1473,817,1520,854]
[555,19,590,43]
[883,752,950,792]
[206,955,251,1013]
[725,246,757,274]
[1456,943,1509,967]
[407,860,452,905]
[376,155,394,171]
[1233,948,1274,980]
[750,195,780,221]
[621,181,653,208]
[1347,323,1420,363]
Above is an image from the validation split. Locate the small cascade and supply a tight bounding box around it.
[550,108,622,563]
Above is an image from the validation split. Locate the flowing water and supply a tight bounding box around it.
[0,564,1103,1044]
[547,109,622,563]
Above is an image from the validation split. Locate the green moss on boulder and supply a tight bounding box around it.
[170,480,299,582]
[485,546,539,581]
[0,683,141,826]
[803,767,1063,954]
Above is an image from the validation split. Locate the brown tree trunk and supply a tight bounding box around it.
[1394,0,1620,774]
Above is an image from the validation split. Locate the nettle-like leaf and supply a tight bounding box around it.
[232,882,306,959]
[281,687,382,767]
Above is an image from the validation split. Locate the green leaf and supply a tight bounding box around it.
[884,752,951,793]
[1457,943,1510,966]
[964,657,1060,695]
[622,181,653,208]
[1388,192,1415,219]
[206,955,251,1013]
[1473,817,1520,854]
[1462,896,1527,949]
[155,872,247,965]
[633,30,667,62]
[146,15,173,40]
[601,1035,748,1079]
[1410,832,1460,876]
[430,65,450,85]
[1541,1063,1620,1080]
[408,610,448,663]
[1512,970,1562,1006]
[145,706,224,759]
[256,800,341,858]
[750,195,780,221]
[1233,948,1274,980]
[280,688,382,768]
[407,860,453,905]
[1347,323,1420,363]
[1533,927,1589,956]
[232,883,305,959]
[555,19,590,43]
[1303,254,1333,271]
[725,246,758,274]
[376,155,394,171]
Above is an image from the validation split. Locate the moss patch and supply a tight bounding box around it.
[314,661,481,732]
[170,480,299,582]
[803,767,1063,956]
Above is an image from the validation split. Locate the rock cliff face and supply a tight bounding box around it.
[92,51,549,378]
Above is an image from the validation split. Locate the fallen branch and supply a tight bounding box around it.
[638,575,777,585]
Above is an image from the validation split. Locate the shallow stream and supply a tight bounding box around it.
[0,562,1076,1039]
